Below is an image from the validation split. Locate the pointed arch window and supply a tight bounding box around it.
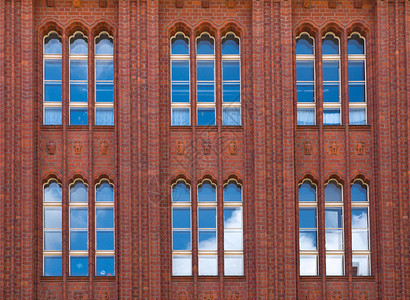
[43,32,63,125]
[69,32,88,125]
[222,33,241,126]
[43,179,63,276]
[95,32,114,126]
[296,33,316,125]
[348,33,367,125]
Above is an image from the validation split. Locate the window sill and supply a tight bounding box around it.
[40,276,63,282]
[40,125,63,131]
[67,125,88,131]
[222,125,243,132]
[67,276,89,281]
[349,124,371,131]
[93,125,115,132]
[94,276,116,281]
[172,275,246,282]
[323,125,345,131]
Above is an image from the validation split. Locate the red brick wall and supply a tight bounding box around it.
[0,0,408,299]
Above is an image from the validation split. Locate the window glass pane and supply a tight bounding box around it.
[325,207,343,227]
[95,107,114,126]
[172,108,190,126]
[198,255,218,276]
[96,256,115,276]
[222,34,239,55]
[297,108,315,125]
[326,255,344,275]
[173,207,191,228]
[70,60,88,81]
[70,35,88,55]
[44,230,62,251]
[96,182,114,202]
[70,83,88,102]
[323,108,340,125]
[348,60,365,81]
[323,61,339,81]
[70,256,88,276]
[348,35,364,55]
[222,60,240,81]
[224,207,242,228]
[322,35,339,55]
[44,256,62,276]
[172,82,190,103]
[197,83,215,103]
[96,82,114,103]
[224,231,243,250]
[44,35,62,54]
[44,107,62,125]
[45,82,63,102]
[172,60,189,81]
[198,207,216,227]
[44,181,62,202]
[173,231,191,250]
[223,107,241,126]
[198,230,217,250]
[44,207,62,228]
[352,229,369,250]
[299,208,317,228]
[325,182,342,202]
[172,182,190,202]
[197,60,214,81]
[323,83,340,102]
[197,34,214,55]
[96,37,113,55]
[45,59,62,80]
[223,83,240,103]
[297,83,314,103]
[352,255,369,276]
[348,82,365,103]
[300,255,317,276]
[351,183,367,202]
[70,107,88,125]
[96,230,114,250]
[96,207,114,228]
[224,255,244,276]
[299,182,316,202]
[96,60,113,81]
[70,182,88,202]
[198,182,216,202]
[349,108,366,125]
[299,230,317,250]
[325,229,343,250]
[352,208,368,228]
[297,60,314,81]
[171,34,189,55]
[70,207,88,228]
[296,34,314,55]
[70,230,88,250]
[172,255,191,276]
[224,183,242,202]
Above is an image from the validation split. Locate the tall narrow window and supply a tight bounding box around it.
[69,179,89,276]
[43,32,63,125]
[196,33,215,126]
[298,180,318,275]
[348,33,367,125]
[223,180,243,275]
[69,32,88,125]
[296,33,316,125]
[43,179,63,276]
[95,33,114,126]
[172,180,192,276]
[322,33,341,125]
[325,180,344,275]
[351,180,370,276]
[198,180,217,275]
[222,33,241,126]
[95,179,115,276]
[171,33,190,126]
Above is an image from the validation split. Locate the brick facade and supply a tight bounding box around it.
[0,0,409,298]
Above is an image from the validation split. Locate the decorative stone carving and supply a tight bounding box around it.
[353,0,363,8]
[175,0,184,8]
[329,141,339,155]
[227,0,235,8]
[202,139,211,155]
[46,0,56,7]
[101,291,109,300]
[73,141,83,155]
[176,140,186,155]
[47,142,56,155]
[99,0,108,7]
[201,0,210,8]
[355,141,365,155]
[99,140,109,155]
[328,0,337,8]
[303,0,311,8]
[177,291,188,300]
[303,141,312,155]
[228,141,238,155]
[73,0,81,7]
